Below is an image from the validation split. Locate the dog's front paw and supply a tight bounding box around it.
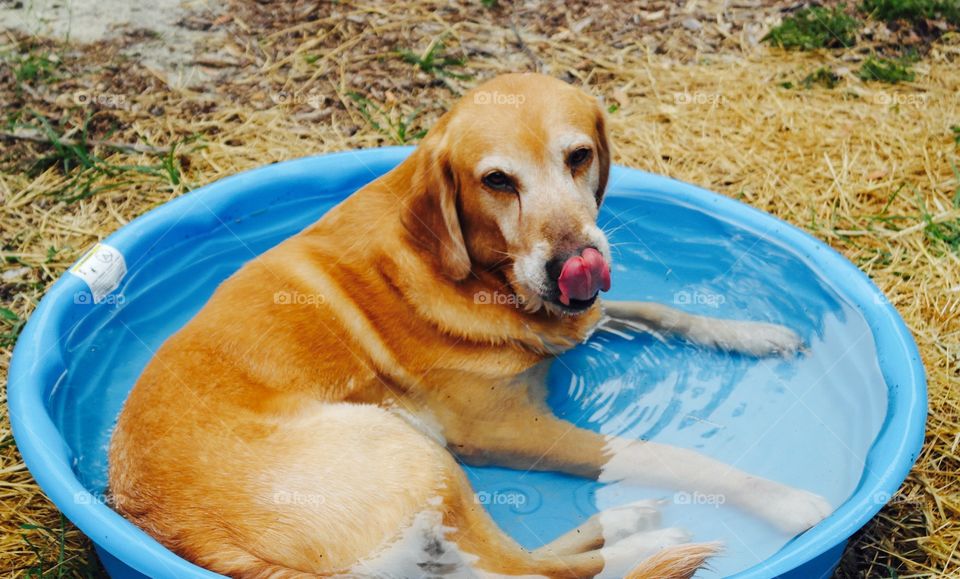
[739,478,832,535]
[691,320,804,357]
[737,321,804,357]
[596,499,662,543]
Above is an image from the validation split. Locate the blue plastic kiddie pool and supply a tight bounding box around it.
[8,147,926,578]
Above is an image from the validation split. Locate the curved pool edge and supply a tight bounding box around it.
[7,146,927,579]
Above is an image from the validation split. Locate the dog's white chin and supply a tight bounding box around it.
[542,301,574,317]
[512,278,594,318]
[511,261,597,317]
[542,300,594,317]
[518,285,595,318]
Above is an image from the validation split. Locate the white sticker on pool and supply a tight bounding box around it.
[70,243,126,304]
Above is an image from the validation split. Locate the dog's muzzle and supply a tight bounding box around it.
[545,247,611,311]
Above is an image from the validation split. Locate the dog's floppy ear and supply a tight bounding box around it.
[594,106,611,205]
[401,143,472,281]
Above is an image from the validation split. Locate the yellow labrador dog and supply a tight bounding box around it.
[109,73,831,578]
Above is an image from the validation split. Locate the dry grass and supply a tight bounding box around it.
[1,1,958,577]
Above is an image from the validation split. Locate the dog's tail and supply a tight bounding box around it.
[625,542,723,579]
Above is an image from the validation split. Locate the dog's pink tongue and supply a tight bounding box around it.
[557,248,611,305]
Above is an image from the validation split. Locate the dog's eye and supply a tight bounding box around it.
[482,171,516,193]
[568,147,592,169]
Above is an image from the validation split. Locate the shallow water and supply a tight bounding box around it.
[51,188,887,577]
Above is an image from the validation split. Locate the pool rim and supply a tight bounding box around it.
[8,146,927,578]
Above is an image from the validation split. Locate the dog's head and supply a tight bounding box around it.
[402,73,612,316]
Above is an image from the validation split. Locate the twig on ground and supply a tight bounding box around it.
[0,129,172,155]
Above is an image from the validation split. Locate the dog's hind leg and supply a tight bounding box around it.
[178,402,714,579]
[531,500,663,557]
[441,468,718,578]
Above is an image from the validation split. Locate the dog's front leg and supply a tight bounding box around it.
[418,362,829,536]
[602,300,804,357]
[445,400,829,536]
[595,435,831,535]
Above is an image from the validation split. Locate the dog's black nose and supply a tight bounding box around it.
[545,256,567,283]
[545,246,597,283]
